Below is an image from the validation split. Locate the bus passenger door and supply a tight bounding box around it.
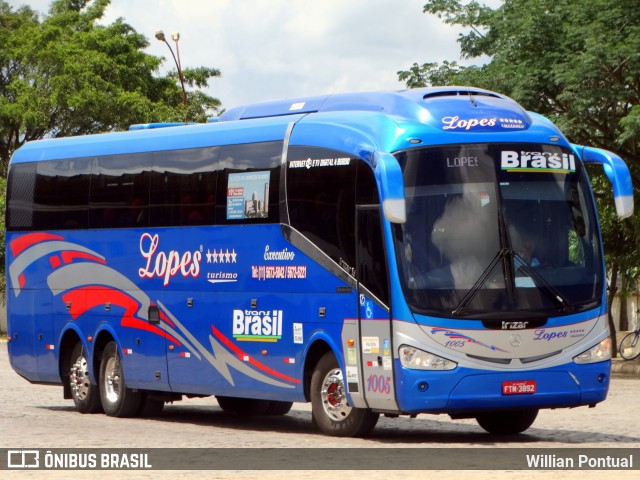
[355,206,399,412]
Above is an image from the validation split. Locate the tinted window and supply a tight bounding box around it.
[150,147,219,227]
[357,207,389,305]
[89,153,151,229]
[34,158,90,230]
[6,162,36,231]
[287,146,357,273]
[355,162,389,304]
[8,142,283,232]
[216,141,282,225]
[356,160,379,205]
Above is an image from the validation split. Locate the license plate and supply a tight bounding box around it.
[502,380,536,395]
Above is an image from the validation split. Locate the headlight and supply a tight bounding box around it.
[399,345,457,370]
[573,337,611,364]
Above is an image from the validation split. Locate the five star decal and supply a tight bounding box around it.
[206,248,237,264]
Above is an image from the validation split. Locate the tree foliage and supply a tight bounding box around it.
[0,0,222,175]
[398,0,640,297]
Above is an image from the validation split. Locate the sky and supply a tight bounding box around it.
[8,0,497,112]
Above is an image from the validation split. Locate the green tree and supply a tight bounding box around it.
[0,0,222,175]
[399,0,640,346]
[0,0,222,307]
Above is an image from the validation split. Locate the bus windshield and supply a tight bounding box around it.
[393,143,603,320]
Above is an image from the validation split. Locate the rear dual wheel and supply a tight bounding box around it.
[68,342,102,413]
[100,341,142,417]
[69,340,164,417]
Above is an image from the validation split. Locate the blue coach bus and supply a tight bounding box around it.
[5,87,634,436]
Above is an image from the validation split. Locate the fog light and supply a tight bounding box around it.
[418,382,428,392]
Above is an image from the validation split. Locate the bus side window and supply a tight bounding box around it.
[216,141,282,225]
[356,161,390,304]
[287,146,357,275]
[9,159,91,232]
[150,147,219,227]
[89,153,151,229]
[6,162,37,231]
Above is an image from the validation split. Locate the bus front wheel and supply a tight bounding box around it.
[99,341,142,417]
[475,409,538,434]
[68,342,102,413]
[310,352,379,437]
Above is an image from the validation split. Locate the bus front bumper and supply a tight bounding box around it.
[394,360,610,414]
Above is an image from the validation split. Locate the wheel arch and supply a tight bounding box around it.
[59,329,83,399]
[303,338,333,402]
[91,328,117,385]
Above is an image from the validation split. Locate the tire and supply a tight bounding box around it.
[265,401,293,416]
[476,409,538,434]
[68,342,102,413]
[99,341,142,417]
[310,352,379,437]
[216,396,272,415]
[619,332,640,360]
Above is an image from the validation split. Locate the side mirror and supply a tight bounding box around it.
[374,151,406,223]
[576,145,634,219]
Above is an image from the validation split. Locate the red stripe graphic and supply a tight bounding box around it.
[50,255,62,269]
[61,287,182,346]
[120,317,182,347]
[10,233,64,256]
[61,251,106,265]
[210,325,300,385]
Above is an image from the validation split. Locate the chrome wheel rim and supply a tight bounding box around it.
[320,367,351,422]
[70,355,91,400]
[103,355,122,404]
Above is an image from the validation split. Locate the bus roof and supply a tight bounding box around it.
[219,86,514,122]
[10,87,568,165]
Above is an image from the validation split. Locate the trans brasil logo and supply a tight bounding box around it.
[233,309,283,342]
[501,150,576,173]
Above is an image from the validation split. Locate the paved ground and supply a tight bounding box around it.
[1,341,639,479]
[612,356,640,376]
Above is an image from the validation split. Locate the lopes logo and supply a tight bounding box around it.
[233,309,283,342]
[501,151,576,173]
[441,116,525,131]
[138,233,202,286]
[442,115,497,131]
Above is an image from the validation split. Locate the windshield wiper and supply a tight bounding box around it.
[452,248,509,316]
[513,253,574,313]
[451,249,574,317]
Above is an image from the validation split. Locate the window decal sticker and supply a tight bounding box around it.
[227,171,270,219]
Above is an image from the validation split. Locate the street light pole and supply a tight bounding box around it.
[155,30,187,106]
